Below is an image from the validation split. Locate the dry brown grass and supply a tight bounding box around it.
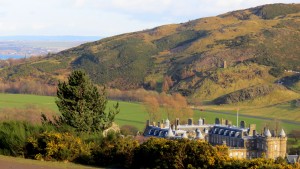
[0,104,57,124]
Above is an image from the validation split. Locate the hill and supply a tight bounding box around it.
[0,3,300,106]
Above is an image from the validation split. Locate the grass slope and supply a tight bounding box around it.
[0,4,299,106]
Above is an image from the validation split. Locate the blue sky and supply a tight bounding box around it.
[0,0,298,37]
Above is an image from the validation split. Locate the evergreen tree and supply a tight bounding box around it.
[55,70,119,132]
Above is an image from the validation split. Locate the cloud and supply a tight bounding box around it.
[74,0,87,8]
[0,0,298,36]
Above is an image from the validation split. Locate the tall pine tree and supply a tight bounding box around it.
[55,70,119,132]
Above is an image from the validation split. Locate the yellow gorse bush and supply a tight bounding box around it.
[26,131,91,162]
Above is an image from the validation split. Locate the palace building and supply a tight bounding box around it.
[143,118,287,159]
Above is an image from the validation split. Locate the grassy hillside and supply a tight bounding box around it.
[0,3,299,106]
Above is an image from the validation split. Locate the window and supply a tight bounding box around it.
[149,129,153,135]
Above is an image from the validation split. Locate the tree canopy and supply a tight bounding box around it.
[55,70,119,132]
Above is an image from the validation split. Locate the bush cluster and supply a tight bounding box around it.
[26,132,91,161]
[0,122,299,168]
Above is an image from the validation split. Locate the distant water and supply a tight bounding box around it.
[0,55,26,60]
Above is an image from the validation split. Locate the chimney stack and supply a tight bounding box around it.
[215,118,220,125]
[175,118,180,130]
[248,124,256,136]
[188,118,193,125]
[240,121,246,128]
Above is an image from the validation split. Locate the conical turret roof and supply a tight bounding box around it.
[182,132,188,139]
[196,129,204,139]
[264,129,272,137]
[279,129,286,137]
[165,127,174,138]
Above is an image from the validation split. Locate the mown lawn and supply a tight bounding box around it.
[202,102,300,122]
[0,93,299,133]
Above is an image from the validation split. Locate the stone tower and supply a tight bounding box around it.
[263,128,287,159]
[279,129,287,158]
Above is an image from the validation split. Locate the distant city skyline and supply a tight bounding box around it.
[0,0,298,37]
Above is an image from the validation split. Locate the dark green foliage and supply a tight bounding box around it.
[91,136,138,168]
[0,121,54,156]
[120,125,139,136]
[214,84,275,104]
[153,30,208,51]
[55,70,119,132]
[216,35,252,48]
[73,38,157,89]
[278,74,300,92]
[269,67,284,77]
[133,138,227,169]
[251,3,300,19]
[291,99,300,108]
[31,60,69,73]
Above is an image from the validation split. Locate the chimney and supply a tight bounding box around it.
[240,121,246,128]
[198,118,203,125]
[202,118,205,125]
[225,119,229,125]
[221,118,225,125]
[215,118,220,125]
[175,118,180,130]
[157,122,161,128]
[271,130,275,137]
[248,124,256,136]
[188,118,193,125]
[146,120,150,126]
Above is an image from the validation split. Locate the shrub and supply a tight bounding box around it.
[0,121,44,156]
[120,125,139,136]
[26,132,91,162]
[92,136,139,168]
[269,67,284,77]
[132,138,229,169]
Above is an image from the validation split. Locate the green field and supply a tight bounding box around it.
[0,93,299,133]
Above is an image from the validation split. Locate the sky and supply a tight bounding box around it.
[0,0,298,37]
